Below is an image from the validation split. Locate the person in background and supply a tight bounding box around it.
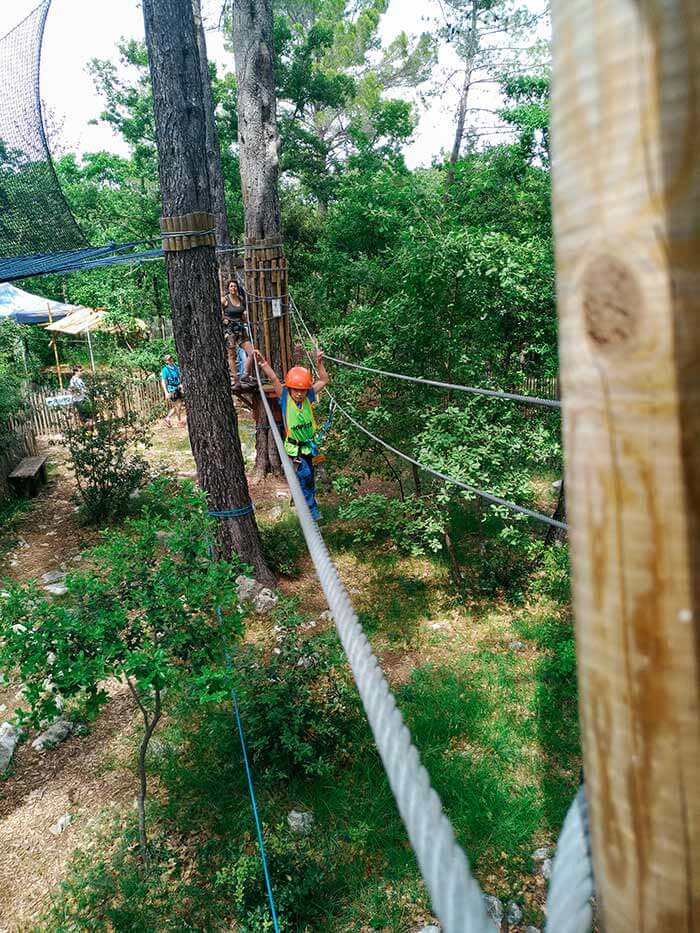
[161,354,185,428]
[222,278,255,388]
[68,365,93,427]
[253,349,329,521]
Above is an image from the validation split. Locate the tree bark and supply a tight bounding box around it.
[230,0,281,241]
[142,0,273,583]
[544,480,566,548]
[192,0,238,286]
[231,0,288,478]
[127,680,162,864]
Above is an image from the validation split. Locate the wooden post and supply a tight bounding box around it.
[550,2,700,929]
[46,303,63,389]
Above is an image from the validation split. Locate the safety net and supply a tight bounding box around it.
[0,0,87,258]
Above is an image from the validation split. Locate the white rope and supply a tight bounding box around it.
[546,787,595,933]
[289,300,568,532]
[250,349,494,932]
[322,352,562,409]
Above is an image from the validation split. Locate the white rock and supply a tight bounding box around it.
[506,901,523,924]
[71,555,83,563]
[430,621,449,631]
[32,719,74,751]
[0,722,22,773]
[483,895,503,927]
[551,479,563,491]
[11,624,27,635]
[268,506,283,521]
[275,489,289,499]
[318,610,333,624]
[254,588,278,613]
[532,846,553,862]
[542,857,553,880]
[44,583,68,597]
[49,814,72,836]
[525,927,541,933]
[236,575,279,613]
[0,705,6,714]
[287,809,314,835]
[41,570,66,585]
[509,640,525,651]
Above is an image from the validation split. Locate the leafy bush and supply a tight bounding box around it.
[234,602,362,779]
[534,544,571,604]
[110,338,176,377]
[61,374,152,523]
[215,827,327,932]
[0,361,26,439]
[258,515,306,577]
[337,493,444,555]
[0,478,244,854]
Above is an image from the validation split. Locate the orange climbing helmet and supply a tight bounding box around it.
[285,366,313,390]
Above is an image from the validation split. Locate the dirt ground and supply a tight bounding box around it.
[0,412,291,930]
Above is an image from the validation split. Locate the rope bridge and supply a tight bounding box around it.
[240,315,592,931]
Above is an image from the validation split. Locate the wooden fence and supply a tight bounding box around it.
[509,373,560,401]
[0,415,38,498]
[24,379,165,437]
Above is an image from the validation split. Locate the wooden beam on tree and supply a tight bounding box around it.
[550,1,700,928]
[231,0,291,479]
[141,0,273,584]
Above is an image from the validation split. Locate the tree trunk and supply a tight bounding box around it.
[231,0,288,477]
[191,0,237,285]
[446,2,477,188]
[142,0,273,584]
[127,681,162,864]
[544,480,566,548]
[230,0,281,241]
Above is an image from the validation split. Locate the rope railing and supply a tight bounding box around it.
[249,342,495,933]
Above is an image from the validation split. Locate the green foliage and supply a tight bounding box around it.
[0,361,25,439]
[60,374,152,523]
[534,544,571,604]
[46,825,221,931]
[0,479,244,731]
[233,602,362,779]
[338,493,444,555]
[110,339,176,377]
[258,514,306,577]
[215,827,326,932]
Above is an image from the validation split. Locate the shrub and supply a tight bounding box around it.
[234,602,362,779]
[337,493,444,556]
[534,544,571,604]
[0,478,244,857]
[258,515,305,577]
[215,827,327,932]
[61,374,152,523]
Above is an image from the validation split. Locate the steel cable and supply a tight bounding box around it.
[250,346,494,933]
[322,352,561,409]
[289,300,567,532]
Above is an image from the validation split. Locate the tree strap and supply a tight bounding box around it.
[160,212,215,251]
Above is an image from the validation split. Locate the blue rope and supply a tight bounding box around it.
[208,503,255,519]
[205,523,280,932]
[220,629,281,933]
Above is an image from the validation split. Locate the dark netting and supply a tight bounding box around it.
[0,0,87,257]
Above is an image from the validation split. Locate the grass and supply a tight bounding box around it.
[0,493,34,557]
[39,490,579,932]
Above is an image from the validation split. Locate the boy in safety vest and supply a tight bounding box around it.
[253,349,329,521]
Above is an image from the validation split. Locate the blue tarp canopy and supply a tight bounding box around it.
[0,282,80,324]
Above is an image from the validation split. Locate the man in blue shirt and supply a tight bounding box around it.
[160,354,185,428]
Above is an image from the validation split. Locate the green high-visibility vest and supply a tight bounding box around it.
[284,391,317,457]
